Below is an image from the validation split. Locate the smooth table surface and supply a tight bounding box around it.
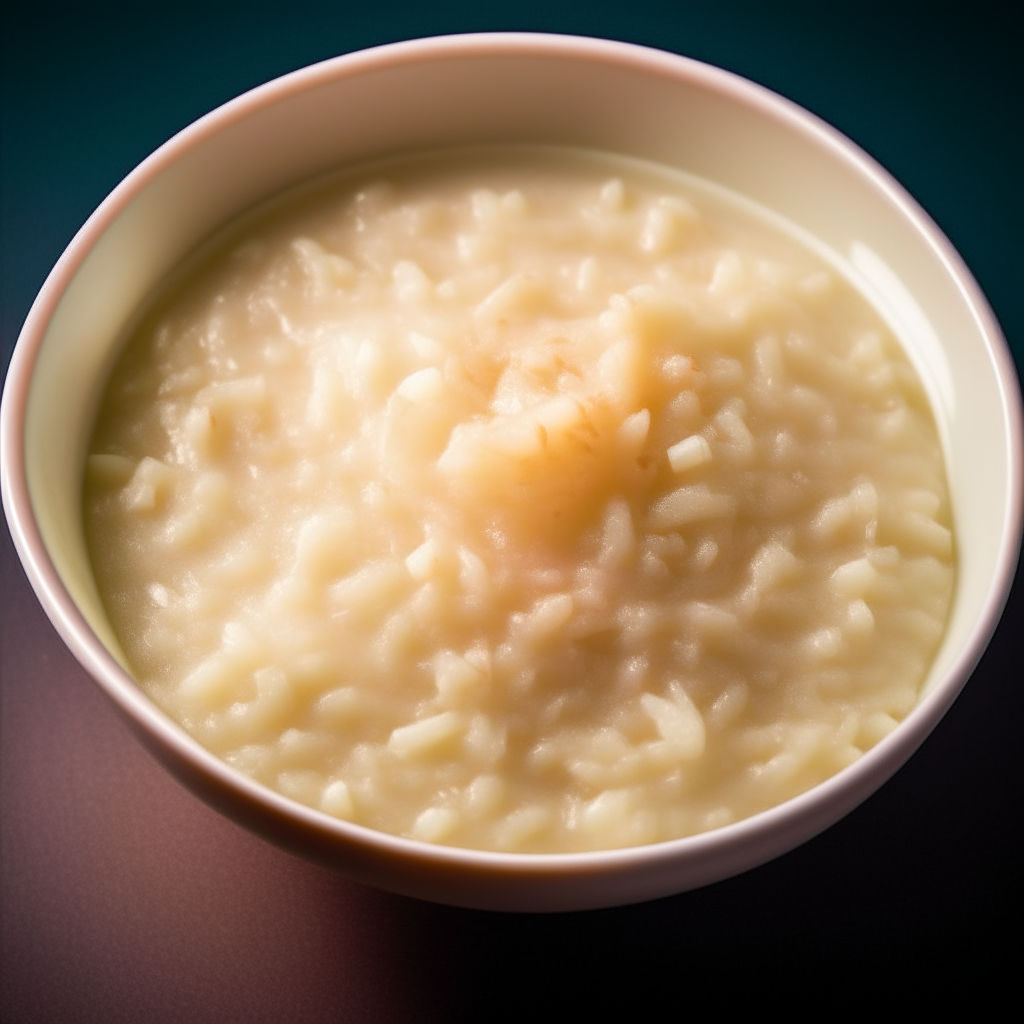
[2,3,1021,1014]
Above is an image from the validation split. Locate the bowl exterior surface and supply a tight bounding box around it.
[2,34,1020,911]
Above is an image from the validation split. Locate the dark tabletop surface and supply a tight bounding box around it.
[2,3,1021,1016]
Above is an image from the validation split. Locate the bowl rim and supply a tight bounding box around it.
[2,31,1022,895]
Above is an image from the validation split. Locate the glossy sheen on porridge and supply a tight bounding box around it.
[85,150,955,852]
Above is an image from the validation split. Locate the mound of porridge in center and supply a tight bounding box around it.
[85,149,955,852]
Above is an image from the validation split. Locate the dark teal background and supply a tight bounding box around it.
[1,3,1021,1014]
[1,1,1020,370]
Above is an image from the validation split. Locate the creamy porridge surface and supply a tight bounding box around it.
[85,149,955,852]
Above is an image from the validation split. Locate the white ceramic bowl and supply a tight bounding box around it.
[2,33,1021,912]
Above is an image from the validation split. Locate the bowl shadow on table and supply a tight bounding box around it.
[414,556,1021,990]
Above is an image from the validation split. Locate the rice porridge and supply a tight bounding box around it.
[84,149,955,852]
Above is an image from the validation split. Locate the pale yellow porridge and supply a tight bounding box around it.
[84,148,955,852]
